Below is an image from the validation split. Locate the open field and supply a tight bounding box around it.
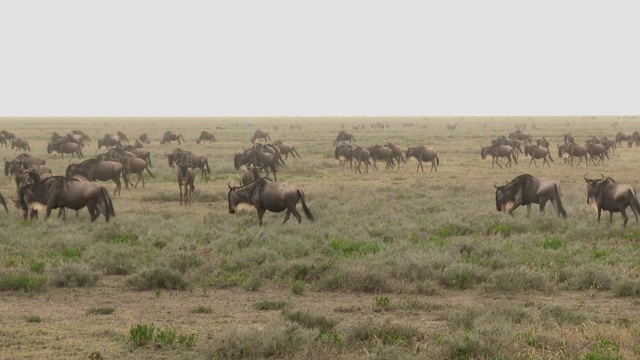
[1,116,640,359]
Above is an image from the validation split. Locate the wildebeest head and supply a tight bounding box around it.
[584,173,607,207]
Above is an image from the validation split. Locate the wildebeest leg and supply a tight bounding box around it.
[179,183,184,205]
[495,158,503,168]
[256,208,266,226]
[528,157,535,167]
[285,206,302,224]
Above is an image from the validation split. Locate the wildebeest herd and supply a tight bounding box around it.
[1,123,640,228]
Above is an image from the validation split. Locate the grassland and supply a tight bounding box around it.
[0,116,639,359]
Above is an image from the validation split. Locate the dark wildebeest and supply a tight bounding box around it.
[51,132,65,143]
[406,146,439,172]
[586,142,609,166]
[536,137,550,149]
[71,130,91,145]
[122,145,152,167]
[66,159,127,197]
[384,143,406,169]
[196,131,217,144]
[509,130,532,144]
[492,136,523,156]
[134,139,144,148]
[47,141,84,159]
[160,131,185,145]
[11,138,30,151]
[139,133,150,144]
[600,137,616,157]
[123,156,154,188]
[116,131,129,144]
[627,131,640,148]
[558,142,589,166]
[18,171,115,222]
[253,143,286,168]
[166,149,211,181]
[352,146,372,174]
[241,163,261,186]
[234,148,279,181]
[584,174,640,228]
[495,174,567,218]
[333,130,355,146]
[5,158,52,194]
[524,145,554,167]
[368,144,394,170]
[98,134,121,149]
[272,140,300,160]
[227,177,314,226]
[0,130,16,143]
[615,132,628,147]
[481,144,517,168]
[334,144,354,169]
[0,134,7,147]
[563,133,574,144]
[175,158,195,205]
[251,129,271,144]
[0,190,8,214]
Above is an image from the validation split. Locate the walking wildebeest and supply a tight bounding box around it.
[0,130,16,143]
[558,142,589,166]
[227,177,314,226]
[47,140,84,159]
[586,143,609,166]
[175,159,195,205]
[492,136,523,156]
[352,146,372,174]
[563,133,574,144]
[251,129,271,144]
[333,130,355,146]
[160,131,185,145]
[509,130,532,144]
[406,146,440,172]
[241,163,261,186]
[5,158,52,194]
[122,145,152,167]
[481,144,518,168]
[116,131,129,144]
[98,134,121,149]
[272,140,300,160]
[290,124,301,130]
[615,132,628,147]
[334,144,354,169]
[524,145,554,167]
[19,171,115,222]
[66,159,128,197]
[71,130,91,145]
[123,156,154,188]
[0,134,7,148]
[11,138,30,151]
[584,174,640,228]
[495,174,567,218]
[536,137,550,149]
[384,143,406,169]
[196,131,217,144]
[368,144,395,170]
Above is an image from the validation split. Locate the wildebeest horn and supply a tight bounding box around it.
[599,173,604,180]
[493,182,500,188]
[257,162,263,169]
[227,181,233,189]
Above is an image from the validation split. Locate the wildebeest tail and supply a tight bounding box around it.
[631,191,640,216]
[0,192,7,213]
[298,189,315,222]
[293,147,300,158]
[205,159,211,175]
[147,154,152,168]
[435,153,440,167]
[145,166,155,178]
[100,186,115,220]
[554,183,568,219]
[512,149,518,165]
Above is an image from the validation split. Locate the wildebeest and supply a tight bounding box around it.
[509,130,532,144]
[227,177,314,226]
[481,144,517,168]
[47,140,84,159]
[116,131,129,144]
[166,148,211,181]
[122,145,152,167]
[0,190,8,214]
[492,136,523,156]
[160,131,185,145]
[0,130,16,143]
[66,159,127,197]
[18,171,115,222]
[234,147,279,181]
[98,134,121,149]
[536,137,550,149]
[524,145,554,167]
[334,144,354,169]
[251,129,271,144]
[615,132,628,147]
[563,133,574,144]
[627,131,640,148]
[272,140,300,160]
[406,146,440,172]
[586,142,609,166]
[134,139,144,148]
[253,143,286,168]
[495,174,567,218]
[11,138,30,151]
[290,124,301,130]
[241,163,262,186]
[5,158,52,194]
[333,130,355,146]
[368,144,394,170]
[558,142,589,166]
[0,134,7,147]
[384,143,406,168]
[175,158,195,205]
[71,130,91,145]
[196,131,217,144]
[352,146,372,174]
[584,174,640,228]
[123,156,154,188]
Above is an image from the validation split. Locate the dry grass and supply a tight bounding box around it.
[0,116,640,359]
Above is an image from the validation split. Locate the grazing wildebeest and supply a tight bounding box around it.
[138,133,150,144]
[333,130,355,146]
[368,144,394,170]
[352,146,372,174]
[524,145,554,167]
[251,129,271,144]
[0,130,16,143]
[586,142,609,166]
[406,146,440,172]
[98,134,121,149]
[66,159,127,197]
[175,159,195,205]
[584,174,640,228]
[272,140,300,160]
[19,171,115,222]
[227,177,314,226]
[196,131,217,144]
[123,156,154,188]
[509,130,532,144]
[253,143,286,168]
[627,131,640,148]
[160,131,185,145]
[615,132,628,147]
[47,141,84,159]
[334,144,354,169]
[384,143,406,169]
[11,138,30,151]
[557,142,588,166]
[241,163,261,186]
[495,174,567,218]
[481,144,517,168]
[166,149,211,181]
[0,190,8,214]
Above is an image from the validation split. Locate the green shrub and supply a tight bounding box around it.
[127,267,188,290]
[373,296,391,312]
[25,315,42,323]
[347,318,420,346]
[282,310,337,332]
[540,236,563,250]
[0,272,47,292]
[329,237,380,258]
[129,323,155,347]
[613,278,639,297]
[191,305,213,314]
[290,280,306,295]
[254,300,289,311]
[541,305,588,326]
[571,265,613,291]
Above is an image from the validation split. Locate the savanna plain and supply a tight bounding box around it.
[0,116,639,360]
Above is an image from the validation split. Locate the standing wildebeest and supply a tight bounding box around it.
[509,130,532,144]
[11,138,30,151]
[98,134,121,149]
[481,143,517,168]
[175,158,195,205]
[0,134,7,147]
[228,177,314,226]
[368,144,394,170]
[122,145,152,167]
[0,130,16,143]
[19,171,115,222]
[160,131,185,145]
[333,130,355,146]
[384,143,406,169]
[585,174,640,228]
[197,131,217,144]
[116,131,129,144]
[495,174,567,218]
[334,144,354,169]
[251,129,271,144]
[272,140,300,160]
[586,142,609,166]
[241,163,261,185]
[492,136,523,156]
[615,132,628,147]
[166,149,211,181]
[524,145,554,167]
[5,158,52,194]
[138,133,150,144]
[66,159,127,197]
[47,140,84,159]
[352,146,372,174]
[406,146,440,172]
[123,156,154,188]
[558,142,589,166]
[626,131,640,148]
[134,139,144,148]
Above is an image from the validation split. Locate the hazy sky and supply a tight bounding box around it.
[1,1,638,117]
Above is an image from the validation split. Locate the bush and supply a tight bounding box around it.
[282,310,337,333]
[0,272,46,292]
[290,280,306,295]
[127,267,188,290]
[347,318,420,346]
[254,300,289,311]
[571,265,613,291]
[613,278,639,297]
[50,263,99,287]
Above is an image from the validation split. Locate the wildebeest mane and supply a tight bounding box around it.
[500,174,534,201]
